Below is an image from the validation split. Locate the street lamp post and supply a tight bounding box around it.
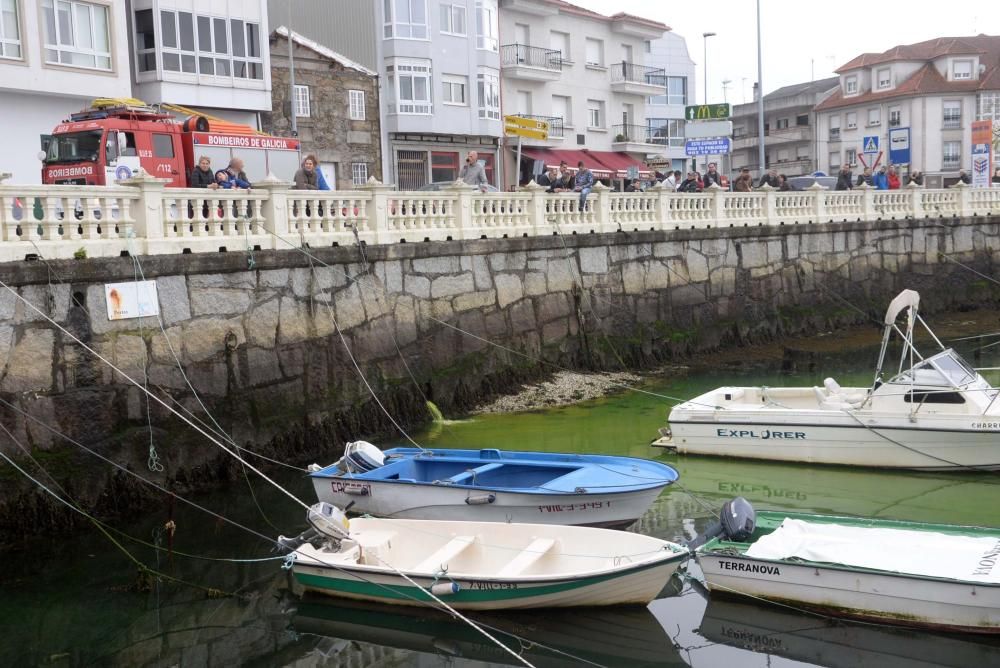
[756,0,765,176]
[702,32,716,172]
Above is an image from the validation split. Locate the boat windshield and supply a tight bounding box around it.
[890,349,978,387]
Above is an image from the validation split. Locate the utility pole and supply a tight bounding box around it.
[756,0,765,176]
[288,2,297,137]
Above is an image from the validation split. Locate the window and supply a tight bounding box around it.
[153,11,260,78]
[552,94,570,127]
[867,107,880,126]
[0,0,20,59]
[876,67,891,89]
[943,141,961,168]
[829,115,840,129]
[846,112,857,129]
[943,101,961,128]
[667,76,687,105]
[160,10,196,73]
[387,58,432,114]
[352,163,368,186]
[845,148,857,165]
[585,38,603,66]
[442,74,466,105]
[232,19,263,79]
[845,75,858,94]
[439,3,465,35]
[796,114,809,126]
[477,67,500,120]
[384,0,427,39]
[431,151,459,181]
[621,43,633,63]
[475,1,497,51]
[889,107,901,127]
[134,8,155,71]
[152,134,174,158]
[349,90,366,120]
[904,390,966,405]
[550,30,569,62]
[647,118,685,147]
[776,118,789,129]
[587,99,604,128]
[829,151,840,170]
[979,92,1000,121]
[953,59,973,80]
[515,90,531,115]
[294,85,310,117]
[42,0,111,70]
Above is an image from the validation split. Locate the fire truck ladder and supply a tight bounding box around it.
[158,102,268,136]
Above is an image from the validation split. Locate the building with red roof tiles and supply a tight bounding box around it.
[814,35,1000,186]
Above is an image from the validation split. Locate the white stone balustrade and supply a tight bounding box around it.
[0,173,998,263]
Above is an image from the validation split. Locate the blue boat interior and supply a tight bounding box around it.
[311,448,678,493]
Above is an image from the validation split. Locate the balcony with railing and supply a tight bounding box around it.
[609,62,666,96]
[611,124,662,153]
[500,44,563,81]
[516,114,565,139]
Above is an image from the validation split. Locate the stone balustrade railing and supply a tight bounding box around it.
[0,171,997,263]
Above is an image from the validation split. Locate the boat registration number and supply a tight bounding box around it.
[971,422,1000,429]
[469,581,518,590]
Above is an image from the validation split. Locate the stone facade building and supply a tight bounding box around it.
[263,27,381,189]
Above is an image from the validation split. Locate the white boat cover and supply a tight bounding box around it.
[744,519,1000,584]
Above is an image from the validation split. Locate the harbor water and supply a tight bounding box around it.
[3,326,1000,667]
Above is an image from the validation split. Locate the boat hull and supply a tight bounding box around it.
[311,478,668,528]
[663,416,1000,471]
[291,553,685,610]
[697,552,1000,633]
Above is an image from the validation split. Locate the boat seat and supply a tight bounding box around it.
[446,462,505,485]
[496,538,557,577]
[412,535,476,573]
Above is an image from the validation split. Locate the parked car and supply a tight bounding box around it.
[785,175,838,191]
[415,181,499,192]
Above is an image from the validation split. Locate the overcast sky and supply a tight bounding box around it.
[573,0,1000,106]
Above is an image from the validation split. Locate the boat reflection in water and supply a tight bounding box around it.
[698,597,1000,668]
[291,587,688,667]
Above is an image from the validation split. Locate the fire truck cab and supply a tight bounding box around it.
[41,101,300,186]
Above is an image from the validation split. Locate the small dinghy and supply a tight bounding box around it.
[309,443,678,528]
[279,502,689,610]
[692,498,1000,633]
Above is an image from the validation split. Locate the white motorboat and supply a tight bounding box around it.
[279,502,688,611]
[656,290,1000,470]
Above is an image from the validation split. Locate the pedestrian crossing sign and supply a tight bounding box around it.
[863,135,880,154]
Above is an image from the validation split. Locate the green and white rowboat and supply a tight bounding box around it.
[696,510,1000,633]
[281,504,688,610]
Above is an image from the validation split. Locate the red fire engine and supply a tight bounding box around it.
[41,100,300,187]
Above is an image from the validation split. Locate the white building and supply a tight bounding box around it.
[498,0,668,186]
[125,0,272,126]
[644,32,696,174]
[815,36,1000,187]
[376,0,504,189]
[0,0,133,183]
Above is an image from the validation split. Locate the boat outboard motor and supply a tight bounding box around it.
[687,497,757,551]
[341,441,385,473]
[277,501,354,551]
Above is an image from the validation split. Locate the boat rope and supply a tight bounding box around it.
[837,406,1000,474]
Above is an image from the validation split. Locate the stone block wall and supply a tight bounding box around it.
[0,216,997,530]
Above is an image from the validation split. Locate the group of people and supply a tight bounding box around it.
[535,160,596,210]
[189,154,334,191]
[835,164,907,190]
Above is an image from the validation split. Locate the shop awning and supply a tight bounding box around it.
[585,151,653,178]
[519,147,651,179]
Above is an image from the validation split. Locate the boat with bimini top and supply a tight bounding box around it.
[278,501,688,611]
[656,290,1000,470]
[309,443,679,528]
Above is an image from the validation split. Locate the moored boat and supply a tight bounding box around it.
[279,502,688,611]
[694,505,1000,633]
[310,443,679,528]
[657,290,1000,470]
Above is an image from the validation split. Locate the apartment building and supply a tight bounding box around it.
[645,32,696,174]
[125,0,272,127]
[814,36,1000,187]
[498,0,668,186]
[0,0,133,183]
[729,77,838,176]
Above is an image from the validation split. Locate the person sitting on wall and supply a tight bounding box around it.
[573,161,594,211]
[553,162,574,192]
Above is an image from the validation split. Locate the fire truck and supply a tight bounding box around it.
[40,99,300,186]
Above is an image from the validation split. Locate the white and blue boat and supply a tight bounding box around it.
[309,442,678,528]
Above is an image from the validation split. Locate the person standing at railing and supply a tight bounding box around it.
[460,151,489,192]
[777,174,792,191]
[732,168,753,193]
[992,168,1000,185]
[907,170,923,186]
[188,155,218,220]
[835,164,853,190]
[887,166,901,190]
[703,162,723,189]
[537,166,560,192]
[873,166,889,190]
[855,167,874,187]
[959,169,972,185]
[293,155,320,190]
[573,161,594,211]
[757,168,780,189]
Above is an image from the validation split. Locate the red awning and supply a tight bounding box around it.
[518,147,614,178]
[584,150,653,178]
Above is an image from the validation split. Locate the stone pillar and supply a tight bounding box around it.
[360,176,397,244]
[950,181,972,218]
[757,182,777,224]
[857,183,875,222]
[591,181,611,232]
[649,181,672,230]
[905,180,924,219]
[121,170,170,250]
[521,180,548,236]
[706,182,726,226]
[254,174,293,249]
[442,180,476,241]
[807,181,828,223]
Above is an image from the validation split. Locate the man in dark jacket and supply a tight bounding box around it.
[703,162,723,189]
[757,168,780,188]
[959,169,972,185]
[855,167,874,187]
[835,164,853,190]
[189,156,219,189]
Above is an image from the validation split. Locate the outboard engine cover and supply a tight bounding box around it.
[343,441,385,473]
[687,497,757,550]
[307,502,351,539]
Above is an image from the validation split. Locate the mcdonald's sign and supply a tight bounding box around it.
[685,103,730,121]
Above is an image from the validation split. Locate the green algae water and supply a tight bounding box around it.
[2,334,999,666]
